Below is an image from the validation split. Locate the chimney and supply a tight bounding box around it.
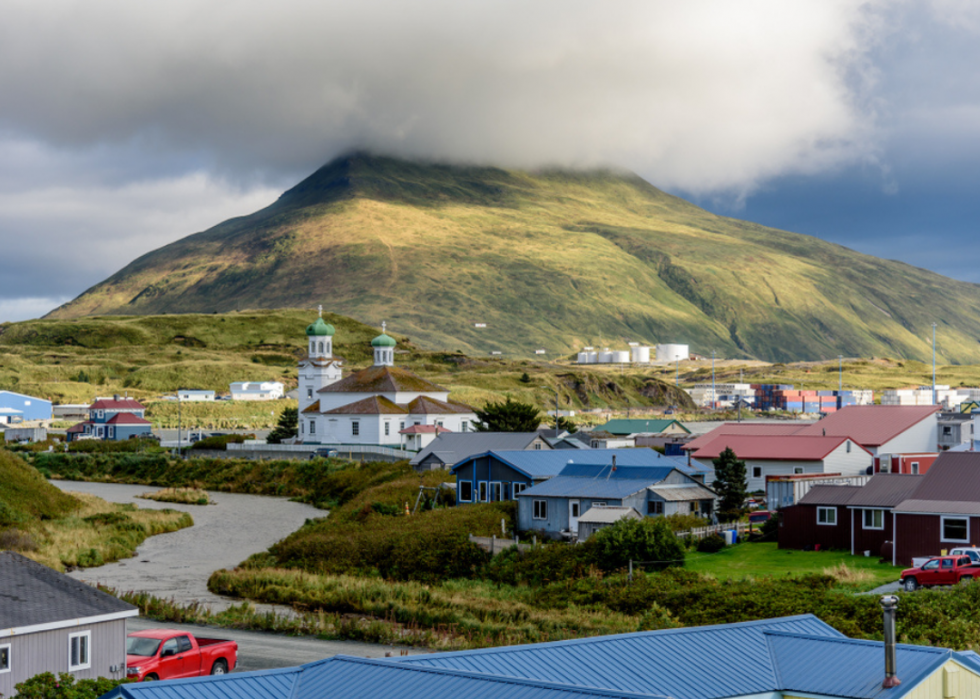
[612,455,617,472]
[881,595,901,688]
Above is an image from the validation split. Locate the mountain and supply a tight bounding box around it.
[49,153,980,362]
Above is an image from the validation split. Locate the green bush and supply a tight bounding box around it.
[15,672,128,699]
[696,533,726,553]
[485,541,594,586]
[589,517,685,571]
[190,433,254,450]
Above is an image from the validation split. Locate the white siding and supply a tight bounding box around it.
[878,415,940,455]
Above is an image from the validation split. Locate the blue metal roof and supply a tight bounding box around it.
[452,449,694,479]
[99,656,670,699]
[296,656,669,699]
[400,615,845,699]
[519,476,659,499]
[767,632,960,699]
[98,665,301,699]
[559,463,677,481]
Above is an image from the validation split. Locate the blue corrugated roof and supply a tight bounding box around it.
[98,665,302,699]
[452,449,694,479]
[520,476,658,499]
[400,615,845,699]
[559,463,677,481]
[767,632,958,699]
[297,656,669,699]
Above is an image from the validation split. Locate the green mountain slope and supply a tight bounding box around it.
[48,153,980,362]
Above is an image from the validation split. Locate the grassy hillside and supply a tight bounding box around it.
[0,449,78,527]
[0,310,694,414]
[45,153,980,363]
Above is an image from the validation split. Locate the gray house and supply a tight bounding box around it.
[411,432,551,472]
[0,552,138,695]
[516,462,716,537]
[577,506,643,541]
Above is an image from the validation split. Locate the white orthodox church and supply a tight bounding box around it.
[298,311,478,449]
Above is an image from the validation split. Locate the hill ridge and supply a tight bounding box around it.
[48,153,980,363]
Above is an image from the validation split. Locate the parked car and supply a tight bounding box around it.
[900,556,980,591]
[126,629,238,681]
[748,510,772,529]
[950,547,980,563]
[309,447,339,459]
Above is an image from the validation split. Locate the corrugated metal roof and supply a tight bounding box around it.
[455,449,692,479]
[578,506,642,523]
[90,398,145,410]
[894,499,980,515]
[795,406,939,446]
[559,463,678,481]
[899,452,980,502]
[596,419,691,436]
[317,365,446,394]
[323,395,409,415]
[767,632,952,699]
[691,435,867,461]
[797,485,864,506]
[683,423,807,451]
[520,476,654,499]
[400,615,845,699]
[297,656,667,699]
[410,433,545,466]
[99,665,303,699]
[648,486,715,502]
[847,474,924,508]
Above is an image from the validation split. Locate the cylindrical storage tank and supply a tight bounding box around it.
[631,346,651,363]
[598,350,614,363]
[613,350,630,364]
[586,352,598,363]
[656,344,689,362]
[577,352,590,364]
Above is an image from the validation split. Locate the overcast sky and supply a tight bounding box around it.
[1,0,978,322]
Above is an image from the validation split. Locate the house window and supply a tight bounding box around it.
[478,481,489,502]
[846,441,852,453]
[533,500,548,520]
[301,421,305,434]
[752,466,762,479]
[942,516,970,543]
[570,501,580,518]
[0,643,10,673]
[69,631,91,671]
[863,509,884,530]
[384,422,390,436]
[436,420,444,427]
[400,422,405,430]
[793,467,804,474]
[352,421,360,436]
[943,426,953,436]
[458,481,473,502]
[911,462,920,474]
[512,482,526,499]
[533,442,542,450]
[593,501,607,508]
[817,506,837,525]
[490,482,503,501]
[107,427,114,439]
[309,420,315,434]
[307,388,313,399]
[461,421,468,432]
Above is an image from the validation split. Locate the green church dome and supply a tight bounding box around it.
[306,317,335,337]
[371,333,397,348]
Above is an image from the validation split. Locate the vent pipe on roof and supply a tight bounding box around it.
[881,595,901,688]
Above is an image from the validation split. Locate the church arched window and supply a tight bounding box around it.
[318,341,324,354]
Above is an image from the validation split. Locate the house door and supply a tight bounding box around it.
[569,500,581,532]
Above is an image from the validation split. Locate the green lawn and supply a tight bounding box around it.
[685,542,902,590]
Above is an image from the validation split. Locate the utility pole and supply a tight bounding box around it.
[176,390,183,459]
[675,357,679,387]
[838,355,843,394]
[555,385,560,431]
[711,350,716,411]
[933,323,938,406]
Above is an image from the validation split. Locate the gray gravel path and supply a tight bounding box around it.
[53,480,322,611]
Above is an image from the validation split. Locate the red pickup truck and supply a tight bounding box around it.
[900,555,980,591]
[126,629,238,681]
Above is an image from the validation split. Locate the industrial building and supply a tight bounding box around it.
[0,390,52,423]
[576,343,689,365]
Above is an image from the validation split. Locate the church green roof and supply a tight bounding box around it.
[371,333,397,348]
[306,317,335,336]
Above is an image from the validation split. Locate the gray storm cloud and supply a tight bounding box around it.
[0,0,883,193]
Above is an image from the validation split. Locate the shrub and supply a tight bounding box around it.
[16,672,128,699]
[0,528,38,552]
[485,541,594,586]
[663,513,710,532]
[588,517,686,571]
[190,434,254,450]
[696,533,726,553]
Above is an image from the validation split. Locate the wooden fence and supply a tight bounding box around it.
[468,534,533,556]
[675,521,751,541]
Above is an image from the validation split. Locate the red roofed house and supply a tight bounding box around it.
[298,318,478,448]
[67,395,152,442]
[794,405,940,456]
[690,434,873,491]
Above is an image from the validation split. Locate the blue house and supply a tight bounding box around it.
[67,396,152,442]
[516,462,716,536]
[452,449,697,505]
[0,390,52,422]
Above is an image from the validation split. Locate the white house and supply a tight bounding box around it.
[230,381,285,401]
[177,389,216,402]
[794,405,940,455]
[690,434,873,491]
[299,318,478,448]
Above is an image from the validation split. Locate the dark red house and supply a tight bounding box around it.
[778,473,922,558]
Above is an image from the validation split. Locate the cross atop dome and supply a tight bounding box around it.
[372,322,397,366]
[318,304,323,318]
